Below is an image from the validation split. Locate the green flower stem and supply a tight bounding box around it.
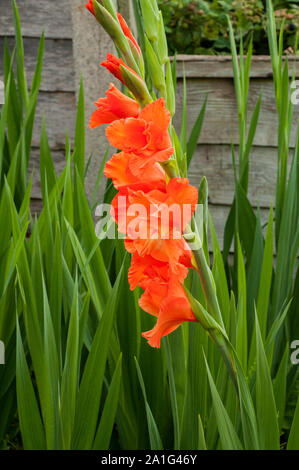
[162,166,225,330]
[143,93,239,393]
[184,224,238,392]
[209,331,238,393]
[191,234,224,329]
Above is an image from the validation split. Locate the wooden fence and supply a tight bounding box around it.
[0,0,76,213]
[175,55,299,247]
[1,1,298,248]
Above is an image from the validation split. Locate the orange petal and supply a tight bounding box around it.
[104,152,135,190]
[167,178,198,210]
[179,249,193,269]
[89,107,119,128]
[105,83,139,118]
[106,118,148,151]
[139,98,171,132]
[90,85,139,128]
[140,98,172,151]
[142,293,196,348]
[166,178,198,229]
[139,280,168,317]
[101,53,126,83]
[124,237,136,254]
[128,253,174,290]
[117,13,141,55]
[128,148,173,175]
[126,157,166,191]
[105,152,166,193]
[85,0,95,16]
[131,237,188,268]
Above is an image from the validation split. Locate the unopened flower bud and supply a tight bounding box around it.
[166,59,175,117]
[145,36,166,96]
[140,0,159,42]
[95,0,117,19]
[119,65,152,107]
[156,11,168,65]
[92,1,139,74]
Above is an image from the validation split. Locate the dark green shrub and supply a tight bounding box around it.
[158,0,299,55]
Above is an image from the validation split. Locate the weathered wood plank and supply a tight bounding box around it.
[174,55,299,78]
[174,77,299,147]
[32,91,76,149]
[188,144,291,208]
[0,37,75,92]
[0,0,73,39]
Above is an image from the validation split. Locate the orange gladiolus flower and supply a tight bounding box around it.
[90,83,140,129]
[140,276,196,348]
[126,178,198,232]
[117,13,141,55]
[112,178,197,238]
[104,152,166,191]
[126,236,192,274]
[128,252,190,290]
[85,0,95,16]
[109,177,197,275]
[106,98,173,165]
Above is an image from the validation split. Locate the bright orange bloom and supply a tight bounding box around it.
[117,178,197,237]
[127,178,198,232]
[106,98,173,165]
[126,236,192,275]
[139,99,173,152]
[89,78,198,347]
[109,178,197,270]
[117,13,141,55]
[139,279,168,317]
[104,151,166,191]
[128,252,190,290]
[85,0,95,16]
[90,84,139,129]
[140,276,197,348]
[101,53,140,85]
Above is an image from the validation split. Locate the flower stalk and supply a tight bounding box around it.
[85,0,238,389]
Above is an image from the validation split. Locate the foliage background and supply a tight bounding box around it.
[158,0,299,55]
